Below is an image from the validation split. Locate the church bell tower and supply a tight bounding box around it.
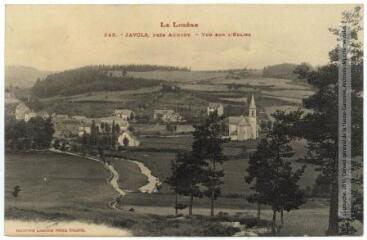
[249,94,256,118]
[248,94,257,139]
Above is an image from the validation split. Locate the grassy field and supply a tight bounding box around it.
[139,135,193,151]
[70,86,162,102]
[209,77,310,90]
[128,70,227,82]
[108,157,148,191]
[120,136,317,196]
[122,152,318,195]
[36,74,312,120]
[177,83,255,92]
[5,152,117,209]
[39,90,210,119]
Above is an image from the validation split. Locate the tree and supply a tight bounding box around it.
[123,137,129,147]
[245,139,271,220]
[111,120,116,149]
[166,151,205,216]
[293,62,313,79]
[27,117,54,149]
[91,120,97,146]
[5,117,54,151]
[165,113,226,217]
[12,185,21,198]
[165,154,188,215]
[246,110,306,235]
[292,7,363,235]
[193,111,226,216]
[53,139,60,149]
[103,122,111,133]
[122,68,127,77]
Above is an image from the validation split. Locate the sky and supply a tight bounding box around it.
[5,4,363,71]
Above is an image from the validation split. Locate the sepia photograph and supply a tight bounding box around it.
[3,3,364,237]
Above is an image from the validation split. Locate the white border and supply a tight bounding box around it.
[0,1,365,240]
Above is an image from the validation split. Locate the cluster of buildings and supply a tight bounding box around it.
[14,103,141,147]
[54,112,141,146]
[12,100,187,147]
[207,94,259,141]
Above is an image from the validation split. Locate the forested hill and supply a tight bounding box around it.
[31,65,188,98]
[262,63,298,79]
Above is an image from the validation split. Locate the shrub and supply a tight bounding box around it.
[111,219,137,228]
[202,224,240,236]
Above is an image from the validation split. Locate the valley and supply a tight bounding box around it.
[5,64,343,236]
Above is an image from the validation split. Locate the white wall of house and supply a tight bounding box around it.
[78,126,92,137]
[24,112,38,122]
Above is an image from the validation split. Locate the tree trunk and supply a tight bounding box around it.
[272,210,277,236]
[175,193,178,215]
[280,208,284,231]
[210,160,216,217]
[210,188,215,216]
[327,158,339,235]
[189,192,193,216]
[257,202,261,220]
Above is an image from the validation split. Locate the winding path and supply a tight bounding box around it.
[105,163,127,196]
[126,159,161,193]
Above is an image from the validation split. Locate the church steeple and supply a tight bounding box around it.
[249,94,256,118]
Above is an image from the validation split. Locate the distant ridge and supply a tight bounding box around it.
[5,65,52,88]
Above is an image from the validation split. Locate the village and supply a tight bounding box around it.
[10,92,260,151]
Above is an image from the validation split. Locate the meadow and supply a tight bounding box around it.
[108,157,148,191]
[128,70,227,82]
[209,77,310,90]
[5,152,117,210]
[119,136,317,196]
[35,68,314,121]
[121,152,318,196]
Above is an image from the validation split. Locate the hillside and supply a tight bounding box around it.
[31,65,167,98]
[262,63,299,80]
[5,65,51,88]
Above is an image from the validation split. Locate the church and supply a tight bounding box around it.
[228,94,258,141]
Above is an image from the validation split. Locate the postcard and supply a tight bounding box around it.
[4,4,364,237]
